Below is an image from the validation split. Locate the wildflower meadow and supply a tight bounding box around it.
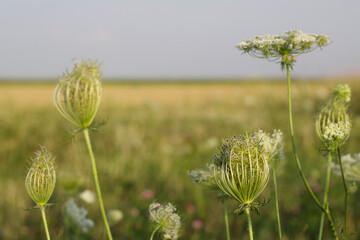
[0,30,359,240]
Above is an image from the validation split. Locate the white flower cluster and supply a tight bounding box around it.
[149,202,181,240]
[188,164,218,188]
[65,198,94,233]
[332,154,360,182]
[255,129,284,159]
[322,122,351,143]
[235,30,330,61]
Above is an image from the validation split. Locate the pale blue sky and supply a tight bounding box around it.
[1,0,359,79]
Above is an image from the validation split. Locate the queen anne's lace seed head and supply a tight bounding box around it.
[332,154,360,182]
[54,59,102,129]
[316,84,351,151]
[213,133,270,206]
[235,30,330,70]
[25,146,56,207]
[149,202,181,240]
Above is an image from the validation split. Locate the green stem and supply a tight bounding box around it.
[223,201,231,240]
[286,65,338,240]
[318,152,333,240]
[337,146,348,239]
[40,206,51,240]
[270,163,282,240]
[245,208,254,240]
[150,225,162,240]
[83,128,113,240]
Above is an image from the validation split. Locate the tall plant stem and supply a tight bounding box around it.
[270,163,282,240]
[337,146,348,239]
[40,206,51,240]
[286,65,338,239]
[83,128,113,240]
[150,225,161,240]
[245,208,254,240]
[223,201,231,240]
[318,152,333,240]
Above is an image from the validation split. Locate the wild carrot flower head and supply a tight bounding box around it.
[213,133,270,208]
[254,129,284,161]
[25,146,56,207]
[188,163,219,189]
[54,59,102,129]
[235,30,331,69]
[332,154,360,182]
[316,84,351,151]
[149,202,181,240]
[65,198,94,234]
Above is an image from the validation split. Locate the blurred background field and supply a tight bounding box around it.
[0,79,359,240]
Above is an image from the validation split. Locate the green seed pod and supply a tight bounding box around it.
[25,146,56,207]
[214,134,270,206]
[54,59,102,129]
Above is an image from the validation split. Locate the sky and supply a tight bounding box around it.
[1,0,360,79]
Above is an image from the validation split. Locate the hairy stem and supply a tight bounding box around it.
[40,206,51,240]
[286,64,338,239]
[83,129,113,240]
[223,201,231,240]
[270,163,282,240]
[318,153,333,240]
[245,208,254,240]
[150,225,162,240]
[337,146,348,239]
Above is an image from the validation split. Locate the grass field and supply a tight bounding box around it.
[0,79,359,240]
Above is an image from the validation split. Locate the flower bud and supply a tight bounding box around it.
[25,146,56,207]
[333,84,351,107]
[54,59,102,129]
[213,134,270,206]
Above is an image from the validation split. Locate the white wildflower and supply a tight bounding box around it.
[79,190,96,204]
[107,209,123,225]
[65,198,94,233]
[149,202,181,240]
[332,154,360,182]
[188,164,218,189]
[322,122,351,143]
[235,29,330,69]
[255,129,284,159]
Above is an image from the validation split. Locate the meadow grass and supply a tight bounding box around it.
[0,79,359,239]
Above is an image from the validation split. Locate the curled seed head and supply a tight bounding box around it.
[149,202,181,240]
[213,133,270,206]
[54,59,102,129]
[25,146,56,207]
[316,84,351,150]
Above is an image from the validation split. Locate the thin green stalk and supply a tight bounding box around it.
[286,65,338,240]
[83,128,113,240]
[40,206,51,240]
[318,153,333,240]
[150,225,162,240]
[245,208,254,240]
[223,201,231,240]
[337,146,348,239]
[270,163,282,240]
